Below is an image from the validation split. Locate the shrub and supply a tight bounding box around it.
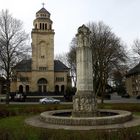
[64,87,76,101]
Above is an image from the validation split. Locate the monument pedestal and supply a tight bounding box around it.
[72,91,98,117]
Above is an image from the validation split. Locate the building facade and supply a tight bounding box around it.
[10,7,71,94]
[125,63,140,96]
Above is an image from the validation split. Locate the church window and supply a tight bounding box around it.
[56,77,64,82]
[38,85,42,92]
[43,85,46,92]
[38,78,47,84]
[20,77,29,82]
[40,23,41,30]
[45,23,47,30]
[35,24,37,29]
[37,78,47,93]
[39,67,47,71]
[43,23,45,30]
[41,56,45,59]
[49,24,52,30]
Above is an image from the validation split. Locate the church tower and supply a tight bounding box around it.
[32,6,54,71]
[31,5,55,92]
[10,5,71,94]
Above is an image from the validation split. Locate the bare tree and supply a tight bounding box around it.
[89,21,127,103]
[56,38,77,87]
[132,39,140,56]
[55,53,68,67]
[67,21,128,103]
[67,38,77,87]
[127,39,140,68]
[112,68,127,95]
[0,10,29,104]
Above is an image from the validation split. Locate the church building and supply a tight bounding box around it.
[10,6,71,94]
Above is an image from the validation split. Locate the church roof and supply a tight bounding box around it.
[54,60,69,72]
[36,8,50,15]
[126,63,140,77]
[15,59,32,72]
[14,59,69,72]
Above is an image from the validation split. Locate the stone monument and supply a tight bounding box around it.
[72,25,97,117]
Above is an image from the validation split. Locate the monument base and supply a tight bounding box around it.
[72,91,98,117]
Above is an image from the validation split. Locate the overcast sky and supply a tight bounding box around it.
[1,0,140,55]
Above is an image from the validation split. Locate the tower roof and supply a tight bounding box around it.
[36,7,50,15]
[35,7,51,20]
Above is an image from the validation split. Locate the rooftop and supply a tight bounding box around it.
[14,59,69,72]
[36,7,50,15]
[126,63,140,77]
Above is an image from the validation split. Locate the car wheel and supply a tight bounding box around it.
[42,101,46,104]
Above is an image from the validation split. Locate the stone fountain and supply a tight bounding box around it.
[26,25,140,130]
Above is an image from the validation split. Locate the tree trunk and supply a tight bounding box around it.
[5,80,10,104]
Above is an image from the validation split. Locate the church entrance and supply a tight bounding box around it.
[37,78,47,93]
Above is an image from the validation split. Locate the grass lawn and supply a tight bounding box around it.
[0,103,140,140]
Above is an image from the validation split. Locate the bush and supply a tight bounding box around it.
[0,104,72,118]
[64,87,76,101]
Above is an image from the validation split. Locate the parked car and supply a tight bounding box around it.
[14,93,24,101]
[39,97,60,104]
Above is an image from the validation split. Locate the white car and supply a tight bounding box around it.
[39,97,60,104]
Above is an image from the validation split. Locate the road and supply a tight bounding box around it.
[0,97,140,104]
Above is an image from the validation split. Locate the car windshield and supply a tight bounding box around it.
[46,97,54,100]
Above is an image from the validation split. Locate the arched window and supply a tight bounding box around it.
[45,23,47,30]
[35,24,37,29]
[42,23,44,30]
[37,78,47,84]
[49,24,52,30]
[19,85,23,93]
[37,78,47,93]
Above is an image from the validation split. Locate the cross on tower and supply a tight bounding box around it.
[42,2,45,8]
